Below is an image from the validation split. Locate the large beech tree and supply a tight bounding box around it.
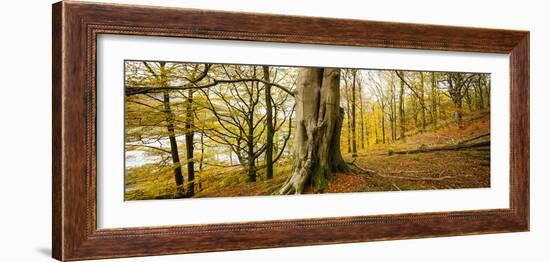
[279,68,348,194]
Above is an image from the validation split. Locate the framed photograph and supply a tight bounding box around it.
[52,1,529,261]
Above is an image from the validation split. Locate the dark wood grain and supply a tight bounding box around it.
[52,1,530,261]
[509,35,530,226]
[52,2,63,260]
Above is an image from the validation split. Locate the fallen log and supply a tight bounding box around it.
[457,132,490,145]
[377,174,455,181]
[351,168,467,181]
[390,140,490,155]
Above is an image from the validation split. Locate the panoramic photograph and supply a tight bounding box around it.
[124,61,491,200]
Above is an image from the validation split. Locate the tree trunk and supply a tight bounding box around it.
[247,75,257,182]
[198,130,204,191]
[391,83,397,141]
[419,72,426,132]
[263,66,274,180]
[345,82,352,153]
[438,87,445,121]
[143,61,185,196]
[412,96,418,128]
[351,70,358,157]
[185,89,195,196]
[359,83,365,150]
[155,61,185,197]
[373,105,378,144]
[199,131,204,173]
[163,91,185,196]
[447,73,467,129]
[279,68,347,195]
[465,85,473,111]
[454,101,464,128]
[365,106,369,147]
[381,106,386,144]
[247,158,256,182]
[476,75,484,109]
[399,78,406,142]
[431,72,438,128]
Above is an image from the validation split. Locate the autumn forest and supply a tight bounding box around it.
[124,61,491,200]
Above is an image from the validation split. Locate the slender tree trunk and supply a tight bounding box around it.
[364,104,369,147]
[263,66,274,179]
[389,115,394,142]
[412,96,418,128]
[247,75,257,182]
[373,105,379,144]
[273,132,279,153]
[381,106,386,144]
[448,74,465,128]
[389,98,394,142]
[393,83,398,141]
[390,84,396,142]
[351,70,358,157]
[198,130,204,191]
[199,132,204,173]
[399,78,406,142]
[155,61,185,197]
[431,72,438,128]
[163,91,185,196]
[359,83,365,150]
[419,72,426,132]
[185,89,195,196]
[465,85,473,111]
[247,154,256,182]
[477,75,484,110]
[279,68,347,194]
[455,101,464,128]
[345,81,352,153]
[438,88,444,121]
[143,61,185,196]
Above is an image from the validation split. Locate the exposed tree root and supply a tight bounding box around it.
[345,161,376,174]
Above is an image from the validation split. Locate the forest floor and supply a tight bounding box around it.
[320,112,491,193]
[125,111,490,200]
[197,111,490,198]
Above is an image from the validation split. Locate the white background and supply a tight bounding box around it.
[98,35,509,228]
[0,0,546,261]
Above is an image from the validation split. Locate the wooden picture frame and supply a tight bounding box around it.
[52,1,529,261]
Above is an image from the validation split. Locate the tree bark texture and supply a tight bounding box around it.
[163,91,185,196]
[279,68,347,194]
[358,82,366,149]
[263,66,274,180]
[351,70,358,157]
[419,72,427,132]
[399,78,406,142]
[431,72,438,128]
[185,89,195,196]
[247,77,257,182]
